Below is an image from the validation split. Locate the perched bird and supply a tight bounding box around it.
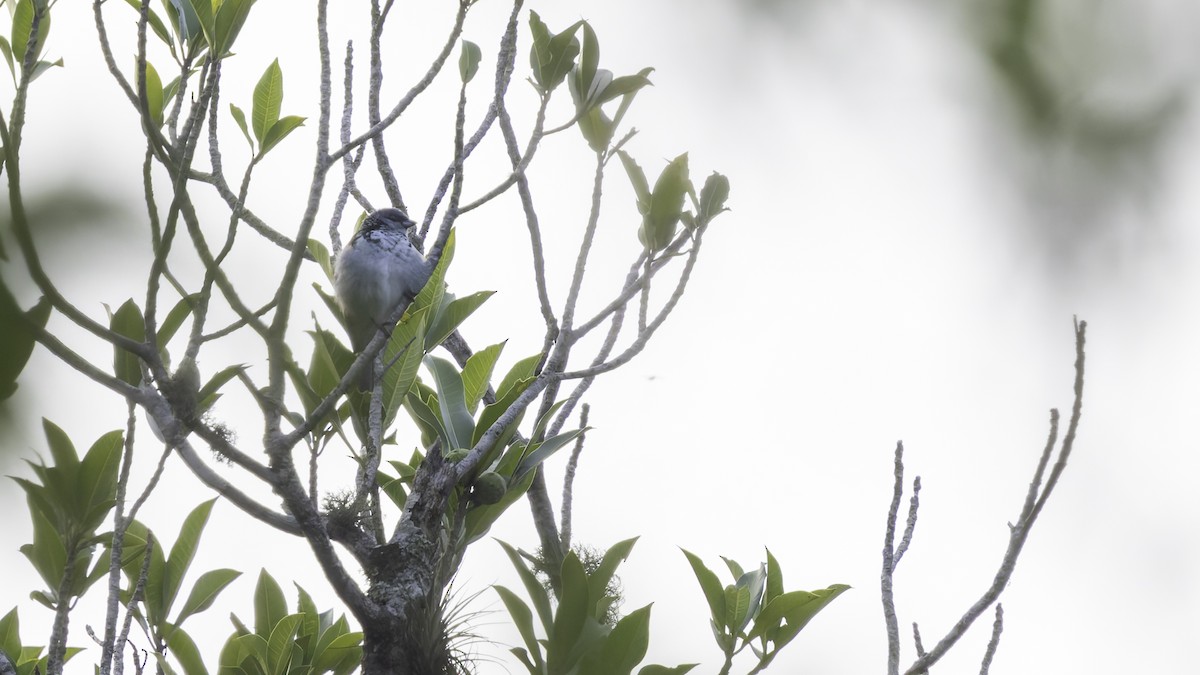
[334,208,431,389]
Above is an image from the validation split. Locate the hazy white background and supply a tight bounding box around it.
[2,1,1199,673]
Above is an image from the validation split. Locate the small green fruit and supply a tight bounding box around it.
[444,448,470,463]
[472,471,507,505]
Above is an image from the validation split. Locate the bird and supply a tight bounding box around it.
[334,208,431,389]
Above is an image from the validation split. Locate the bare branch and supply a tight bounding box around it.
[894,476,921,566]
[882,441,906,675]
[328,0,470,165]
[979,604,1004,675]
[559,405,589,551]
[902,321,1087,675]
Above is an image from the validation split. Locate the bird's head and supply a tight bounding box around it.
[366,208,415,233]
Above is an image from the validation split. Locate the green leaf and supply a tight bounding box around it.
[498,540,554,635]
[307,239,333,281]
[724,584,750,636]
[577,22,598,103]
[25,56,60,83]
[721,557,744,581]
[0,608,21,667]
[138,58,165,127]
[640,153,689,252]
[494,586,543,670]
[196,364,246,412]
[424,290,494,351]
[695,171,730,228]
[577,105,613,152]
[528,11,582,92]
[461,341,504,415]
[747,584,850,648]
[122,1,173,47]
[156,294,199,354]
[587,537,638,617]
[163,0,202,45]
[110,299,146,387]
[12,0,50,70]
[265,614,303,675]
[253,569,288,638]
[617,151,651,214]
[495,353,541,400]
[187,0,216,51]
[681,549,726,632]
[213,0,252,55]
[638,665,699,675]
[593,604,652,675]
[41,418,78,469]
[229,103,253,148]
[548,553,590,675]
[595,72,653,107]
[174,568,241,626]
[252,58,283,144]
[764,549,784,607]
[0,294,49,402]
[259,115,306,157]
[458,39,480,84]
[514,428,583,483]
[424,356,474,450]
[164,624,208,675]
[75,429,123,535]
[163,499,217,618]
[0,36,13,80]
[381,307,429,430]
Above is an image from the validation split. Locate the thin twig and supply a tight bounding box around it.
[979,604,1004,675]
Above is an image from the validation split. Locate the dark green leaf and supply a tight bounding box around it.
[0,294,49,401]
[157,294,199,354]
[110,299,146,387]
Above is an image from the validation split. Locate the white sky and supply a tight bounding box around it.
[2,1,1199,673]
